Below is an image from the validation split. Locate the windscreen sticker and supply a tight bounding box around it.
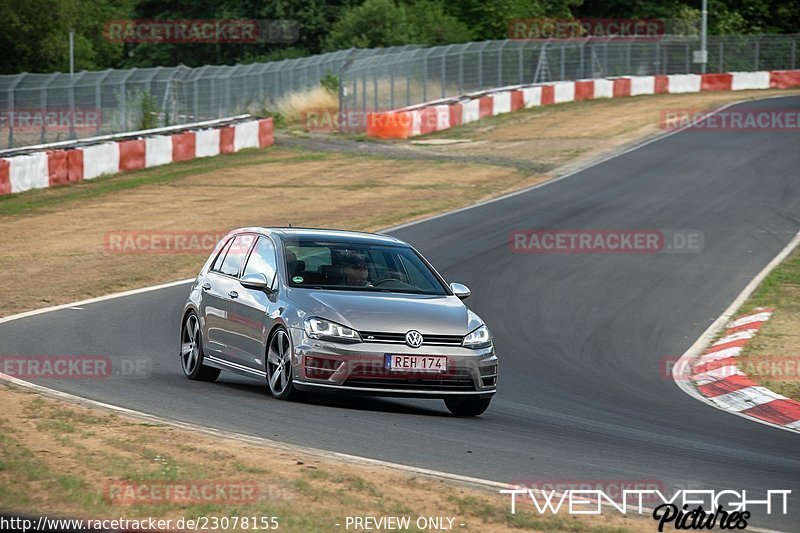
[292,276,304,283]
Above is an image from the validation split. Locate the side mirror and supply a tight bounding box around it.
[240,272,273,292]
[450,282,471,300]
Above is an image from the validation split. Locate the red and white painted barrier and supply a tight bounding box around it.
[0,117,274,195]
[690,308,800,431]
[366,70,800,139]
[145,136,173,168]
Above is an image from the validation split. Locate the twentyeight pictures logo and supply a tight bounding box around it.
[501,487,792,531]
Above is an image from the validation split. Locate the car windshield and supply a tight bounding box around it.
[283,238,448,295]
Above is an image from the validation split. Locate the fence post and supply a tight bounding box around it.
[8,74,24,148]
[654,42,661,74]
[337,59,352,134]
[498,41,507,86]
[422,51,428,102]
[389,66,394,109]
[478,45,483,88]
[405,64,410,107]
[685,42,690,73]
[69,72,76,140]
[96,69,112,136]
[361,73,367,130]
[373,71,378,112]
[754,39,760,71]
[39,78,48,144]
[626,41,632,75]
[458,47,464,93]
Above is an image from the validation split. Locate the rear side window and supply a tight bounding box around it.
[210,238,234,272]
[219,234,255,277]
[243,236,278,284]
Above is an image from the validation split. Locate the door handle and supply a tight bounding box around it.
[201,282,212,291]
[228,290,239,299]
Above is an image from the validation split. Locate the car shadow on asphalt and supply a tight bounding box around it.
[211,377,449,417]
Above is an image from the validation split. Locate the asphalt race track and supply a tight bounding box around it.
[2,96,799,530]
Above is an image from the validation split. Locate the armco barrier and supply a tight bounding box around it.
[366,70,800,139]
[0,118,273,196]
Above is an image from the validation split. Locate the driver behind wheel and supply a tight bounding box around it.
[341,251,372,287]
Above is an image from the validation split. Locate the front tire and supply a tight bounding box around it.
[444,396,491,417]
[266,327,301,401]
[181,312,220,382]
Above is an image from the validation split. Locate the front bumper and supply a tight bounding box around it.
[289,327,497,399]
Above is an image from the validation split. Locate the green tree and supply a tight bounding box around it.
[324,0,474,50]
[0,0,134,74]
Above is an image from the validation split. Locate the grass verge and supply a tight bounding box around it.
[735,247,800,400]
[0,384,647,532]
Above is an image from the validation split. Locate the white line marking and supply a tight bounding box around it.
[0,278,194,325]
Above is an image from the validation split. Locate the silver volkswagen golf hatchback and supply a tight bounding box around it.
[180,228,497,416]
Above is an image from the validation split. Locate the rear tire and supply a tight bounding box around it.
[180,312,220,382]
[444,396,491,417]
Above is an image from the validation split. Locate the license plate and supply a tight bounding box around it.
[385,354,447,372]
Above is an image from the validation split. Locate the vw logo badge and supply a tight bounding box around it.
[405,330,424,348]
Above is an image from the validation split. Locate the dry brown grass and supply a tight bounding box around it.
[274,86,339,123]
[0,384,649,531]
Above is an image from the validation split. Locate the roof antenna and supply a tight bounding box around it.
[288,222,292,228]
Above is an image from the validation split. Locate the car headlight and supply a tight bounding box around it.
[463,324,492,349]
[304,317,362,343]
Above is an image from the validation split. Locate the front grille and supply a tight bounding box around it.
[359,331,464,346]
